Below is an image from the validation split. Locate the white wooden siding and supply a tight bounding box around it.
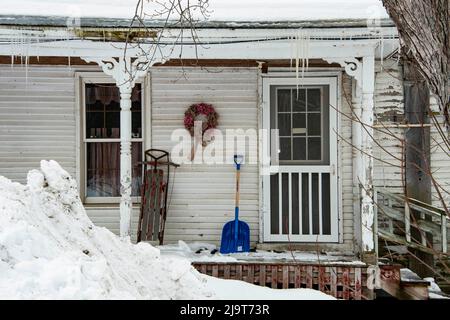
[150,67,259,244]
[0,65,77,182]
[340,74,355,247]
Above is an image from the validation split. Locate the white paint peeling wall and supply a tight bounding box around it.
[373,60,450,210]
[373,60,405,195]
[373,60,449,250]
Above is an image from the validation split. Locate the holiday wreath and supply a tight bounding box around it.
[183,103,219,136]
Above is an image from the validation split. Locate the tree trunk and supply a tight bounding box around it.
[382,0,449,127]
[403,61,434,278]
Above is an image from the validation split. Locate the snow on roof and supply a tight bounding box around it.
[1,0,389,22]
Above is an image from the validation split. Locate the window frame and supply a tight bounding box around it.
[76,73,148,205]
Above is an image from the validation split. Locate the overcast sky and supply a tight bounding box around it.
[0,0,389,21]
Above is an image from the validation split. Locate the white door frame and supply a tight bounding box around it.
[262,76,339,243]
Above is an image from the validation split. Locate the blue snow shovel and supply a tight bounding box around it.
[220,155,250,254]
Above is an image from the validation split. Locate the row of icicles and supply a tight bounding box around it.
[290,29,311,95]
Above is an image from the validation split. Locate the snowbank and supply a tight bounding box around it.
[0,160,334,300]
[0,160,212,299]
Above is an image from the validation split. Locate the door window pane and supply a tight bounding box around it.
[308,138,322,160]
[293,137,306,160]
[278,114,291,136]
[308,89,321,111]
[307,113,321,136]
[293,89,306,112]
[279,138,291,161]
[277,89,291,112]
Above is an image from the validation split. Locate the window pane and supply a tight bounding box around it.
[308,113,321,136]
[293,89,306,112]
[270,174,280,234]
[277,89,291,112]
[278,113,291,136]
[281,173,290,234]
[312,173,320,235]
[279,138,291,161]
[85,84,141,139]
[308,89,321,112]
[293,113,306,136]
[308,137,322,160]
[86,142,120,197]
[301,173,309,235]
[291,173,300,235]
[86,142,142,197]
[321,173,331,235]
[132,85,142,138]
[85,84,119,139]
[293,137,306,160]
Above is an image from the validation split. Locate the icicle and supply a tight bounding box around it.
[380,34,384,70]
[20,33,23,65]
[295,30,300,95]
[306,31,310,71]
[289,35,293,69]
[25,54,29,86]
[36,36,40,62]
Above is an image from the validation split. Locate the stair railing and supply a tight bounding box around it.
[373,188,449,259]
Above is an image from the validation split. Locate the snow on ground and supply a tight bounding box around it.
[0,0,389,21]
[159,241,365,266]
[0,160,334,300]
[424,278,450,300]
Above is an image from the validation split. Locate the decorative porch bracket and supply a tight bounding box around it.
[325,56,376,261]
[81,56,152,238]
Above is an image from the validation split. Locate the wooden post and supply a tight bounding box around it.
[403,61,433,277]
[441,215,447,254]
[360,55,376,263]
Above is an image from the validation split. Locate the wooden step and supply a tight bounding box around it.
[378,266,430,300]
[378,230,448,257]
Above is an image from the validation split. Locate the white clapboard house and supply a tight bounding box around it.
[0,7,448,297]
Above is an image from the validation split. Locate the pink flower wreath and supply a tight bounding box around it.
[183,103,219,136]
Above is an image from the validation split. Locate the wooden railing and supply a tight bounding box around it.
[374,188,449,258]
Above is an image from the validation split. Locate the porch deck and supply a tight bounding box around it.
[158,243,371,300]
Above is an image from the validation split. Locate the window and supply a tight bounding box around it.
[270,86,330,165]
[83,83,143,202]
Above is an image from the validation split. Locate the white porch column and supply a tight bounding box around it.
[351,79,363,253]
[325,56,376,259]
[118,83,133,237]
[82,56,150,237]
[360,55,376,255]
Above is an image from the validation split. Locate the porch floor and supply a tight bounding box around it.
[156,241,365,266]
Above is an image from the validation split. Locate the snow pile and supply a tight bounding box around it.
[424,278,450,300]
[0,160,212,299]
[0,160,334,300]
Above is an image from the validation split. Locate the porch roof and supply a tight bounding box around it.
[0,15,395,29]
